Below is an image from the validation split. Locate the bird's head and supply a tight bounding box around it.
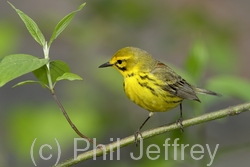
[99,47,156,77]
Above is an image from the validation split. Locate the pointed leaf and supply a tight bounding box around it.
[50,60,70,82]
[48,3,86,46]
[8,2,45,46]
[33,60,70,85]
[56,72,83,82]
[33,65,48,85]
[12,80,46,88]
[0,54,48,87]
[33,60,80,87]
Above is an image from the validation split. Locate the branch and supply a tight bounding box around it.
[53,102,250,167]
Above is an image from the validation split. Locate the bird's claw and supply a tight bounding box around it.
[134,129,143,147]
[176,117,184,133]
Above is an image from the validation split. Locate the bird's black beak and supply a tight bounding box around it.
[99,62,113,68]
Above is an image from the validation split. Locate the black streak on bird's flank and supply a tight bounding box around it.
[127,73,134,78]
[139,74,155,81]
[165,99,182,104]
[137,79,158,97]
[123,82,125,90]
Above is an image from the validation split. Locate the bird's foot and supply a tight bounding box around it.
[134,129,143,147]
[176,117,184,133]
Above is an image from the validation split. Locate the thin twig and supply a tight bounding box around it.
[52,91,98,145]
[53,102,250,167]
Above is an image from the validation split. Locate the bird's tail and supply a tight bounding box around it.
[194,87,221,97]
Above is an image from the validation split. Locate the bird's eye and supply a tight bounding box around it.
[117,60,122,64]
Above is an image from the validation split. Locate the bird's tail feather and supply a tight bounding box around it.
[194,87,221,97]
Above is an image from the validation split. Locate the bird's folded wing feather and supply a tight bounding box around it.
[151,62,200,101]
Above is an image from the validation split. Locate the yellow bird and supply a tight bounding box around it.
[99,47,220,144]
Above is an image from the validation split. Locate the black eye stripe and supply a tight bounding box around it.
[115,64,126,71]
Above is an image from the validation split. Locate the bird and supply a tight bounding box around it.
[99,47,220,145]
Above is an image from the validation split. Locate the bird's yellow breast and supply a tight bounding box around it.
[123,72,183,112]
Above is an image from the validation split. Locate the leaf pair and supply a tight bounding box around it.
[8,2,85,48]
[0,2,85,88]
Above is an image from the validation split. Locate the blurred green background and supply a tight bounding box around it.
[0,0,250,166]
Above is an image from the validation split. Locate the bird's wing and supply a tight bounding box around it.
[151,62,200,102]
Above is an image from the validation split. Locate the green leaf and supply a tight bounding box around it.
[185,40,209,81]
[8,2,46,46]
[206,76,250,101]
[56,72,83,82]
[50,60,70,82]
[48,3,86,46]
[0,54,48,87]
[32,65,48,85]
[33,60,82,87]
[33,60,71,86]
[12,80,46,88]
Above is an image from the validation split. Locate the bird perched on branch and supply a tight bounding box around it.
[99,47,220,145]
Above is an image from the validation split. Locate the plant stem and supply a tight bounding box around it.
[42,42,96,146]
[53,102,250,167]
[43,42,54,93]
[52,91,98,145]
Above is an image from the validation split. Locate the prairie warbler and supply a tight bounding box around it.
[99,47,220,144]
